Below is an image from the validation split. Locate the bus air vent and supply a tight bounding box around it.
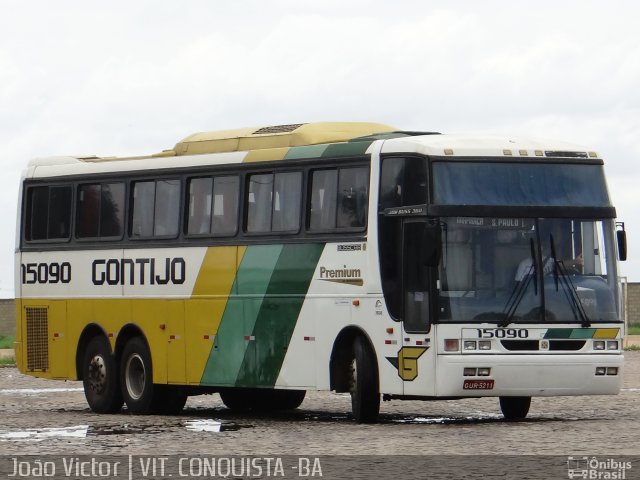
[253,124,305,135]
[25,306,49,371]
[549,340,586,351]
[501,340,539,351]
[544,151,589,158]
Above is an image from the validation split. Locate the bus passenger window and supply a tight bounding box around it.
[154,180,180,236]
[25,185,72,241]
[211,176,239,236]
[188,178,213,235]
[247,172,301,233]
[309,169,338,231]
[77,183,125,239]
[247,174,273,233]
[131,179,180,238]
[272,172,301,232]
[188,176,239,237]
[337,167,368,228]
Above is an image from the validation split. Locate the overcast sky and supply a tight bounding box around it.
[1,0,639,297]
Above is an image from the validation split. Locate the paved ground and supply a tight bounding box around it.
[1,353,639,478]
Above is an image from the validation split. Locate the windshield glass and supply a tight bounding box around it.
[437,217,621,324]
[432,162,611,207]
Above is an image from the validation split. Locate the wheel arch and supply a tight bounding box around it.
[75,323,110,380]
[329,326,378,393]
[114,323,148,365]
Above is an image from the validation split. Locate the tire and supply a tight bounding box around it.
[153,386,188,415]
[252,389,306,411]
[220,389,253,411]
[350,336,380,423]
[120,337,157,414]
[499,396,531,421]
[82,336,123,413]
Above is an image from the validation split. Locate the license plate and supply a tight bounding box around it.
[463,379,495,390]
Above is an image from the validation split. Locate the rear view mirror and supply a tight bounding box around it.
[422,222,442,267]
[616,222,627,261]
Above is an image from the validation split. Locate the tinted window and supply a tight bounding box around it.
[25,185,72,241]
[131,179,180,238]
[77,183,125,239]
[187,176,239,236]
[247,172,301,233]
[380,157,427,209]
[432,162,611,207]
[309,167,368,231]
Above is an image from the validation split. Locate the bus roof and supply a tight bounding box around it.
[24,122,600,178]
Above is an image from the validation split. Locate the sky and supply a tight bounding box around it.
[1,0,639,297]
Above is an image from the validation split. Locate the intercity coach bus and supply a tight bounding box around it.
[15,122,627,422]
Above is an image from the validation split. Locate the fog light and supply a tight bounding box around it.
[464,340,477,350]
[477,367,491,376]
[479,340,492,350]
[595,367,606,376]
[607,341,619,350]
[606,367,618,376]
[444,339,460,352]
[593,340,605,350]
[463,367,477,376]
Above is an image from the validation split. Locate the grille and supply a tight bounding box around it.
[253,124,305,135]
[26,307,49,371]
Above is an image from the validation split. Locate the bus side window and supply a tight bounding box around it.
[211,176,239,236]
[25,185,72,241]
[131,179,180,238]
[77,183,125,240]
[247,172,301,233]
[309,169,338,231]
[337,167,368,228]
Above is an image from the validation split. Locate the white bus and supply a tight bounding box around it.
[15,122,627,422]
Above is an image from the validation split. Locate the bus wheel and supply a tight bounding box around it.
[252,389,306,411]
[499,396,531,421]
[153,386,188,415]
[349,336,380,423]
[82,336,123,413]
[220,389,252,411]
[121,337,156,414]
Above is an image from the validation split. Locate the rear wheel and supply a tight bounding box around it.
[220,389,253,411]
[349,336,380,423]
[499,396,531,421]
[121,337,157,414]
[252,389,306,411]
[82,336,123,413]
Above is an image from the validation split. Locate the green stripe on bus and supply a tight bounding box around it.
[284,145,329,160]
[321,141,372,157]
[544,328,596,339]
[200,244,283,386]
[235,243,324,387]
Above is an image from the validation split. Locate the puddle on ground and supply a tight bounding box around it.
[88,420,250,436]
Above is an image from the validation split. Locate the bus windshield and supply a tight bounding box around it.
[437,217,621,324]
[432,162,611,207]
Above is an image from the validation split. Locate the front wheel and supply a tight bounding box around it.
[120,337,157,414]
[82,336,123,413]
[349,336,380,423]
[499,396,531,421]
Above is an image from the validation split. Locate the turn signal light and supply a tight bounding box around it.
[444,339,460,352]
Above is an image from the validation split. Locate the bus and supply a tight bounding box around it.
[15,121,627,422]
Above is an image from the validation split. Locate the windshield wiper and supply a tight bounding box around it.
[549,235,591,327]
[500,238,537,328]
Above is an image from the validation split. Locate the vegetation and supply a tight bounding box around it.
[0,356,15,366]
[0,335,14,349]
[625,344,640,351]
[628,325,640,336]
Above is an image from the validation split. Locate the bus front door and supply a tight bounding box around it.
[400,219,437,397]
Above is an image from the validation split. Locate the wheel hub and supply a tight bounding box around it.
[87,355,107,394]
